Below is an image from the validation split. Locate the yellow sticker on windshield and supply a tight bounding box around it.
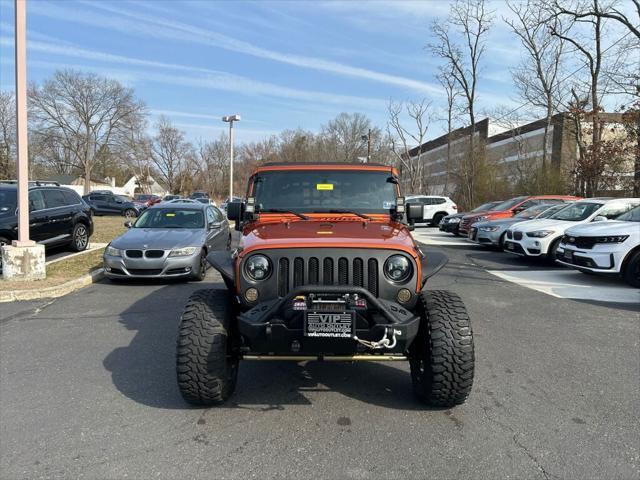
[166,213,176,217]
[316,183,334,191]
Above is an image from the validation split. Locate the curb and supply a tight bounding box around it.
[0,268,105,303]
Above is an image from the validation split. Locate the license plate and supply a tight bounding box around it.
[304,311,354,338]
[506,242,514,250]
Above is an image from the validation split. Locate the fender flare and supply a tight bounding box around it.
[420,250,448,287]
[207,251,235,288]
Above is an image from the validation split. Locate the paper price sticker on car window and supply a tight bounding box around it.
[316,183,334,191]
[165,213,176,217]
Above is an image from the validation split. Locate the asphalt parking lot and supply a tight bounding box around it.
[1,230,638,479]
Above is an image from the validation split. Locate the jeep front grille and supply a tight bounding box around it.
[277,255,379,297]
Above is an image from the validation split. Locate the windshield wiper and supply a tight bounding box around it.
[316,209,372,220]
[260,209,309,220]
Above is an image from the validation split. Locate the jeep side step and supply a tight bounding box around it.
[241,354,407,361]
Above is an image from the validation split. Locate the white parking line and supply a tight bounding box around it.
[412,229,471,246]
[488,269,640,304]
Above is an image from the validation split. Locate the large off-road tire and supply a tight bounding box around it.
[176,289,239,406]
[410,290,474,407]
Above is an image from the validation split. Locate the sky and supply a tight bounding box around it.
[0,0,630,145]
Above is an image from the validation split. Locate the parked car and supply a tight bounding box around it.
[440,200,503,236]
[82,191,141,218]
[221,196,243,213]
[556,205,640,287]
[405,195,457,227]
[0,183,93,269]
[103,202,231,281]
[469,203,571,249]
[503,198,640,261]
[179,162,474,408]
[190,191,209,200]
[133,194,162,210]
[459,195,581,236]
[163,194,182,202]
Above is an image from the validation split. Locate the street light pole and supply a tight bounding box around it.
[361,129,371,163]
[222,114,240,200]
[14,0,32,247]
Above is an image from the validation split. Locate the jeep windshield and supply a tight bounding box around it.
[252,170,397,214]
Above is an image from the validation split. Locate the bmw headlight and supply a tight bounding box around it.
[479,226,499,232]
[245,254,271,281]
[169,247,198,257]
[384,255,412,283]
[449,217,461,224]
[105,245,122,257]
[526,230,554,238]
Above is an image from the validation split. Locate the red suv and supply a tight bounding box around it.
[459,195,581,235]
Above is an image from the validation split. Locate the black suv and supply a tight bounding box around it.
[0,182,94,258]
[82,191,140,218]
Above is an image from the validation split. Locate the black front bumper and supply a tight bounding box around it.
[237,285,421,356]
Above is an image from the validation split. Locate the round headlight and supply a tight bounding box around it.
[384,255,412,283]
[245,255,271,281]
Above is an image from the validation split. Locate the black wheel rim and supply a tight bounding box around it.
[125,209,134,218]
[75,226,88,249]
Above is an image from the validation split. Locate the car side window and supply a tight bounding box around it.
[91,194,106,201]
[42,189,67,209]
[433,198,446,205]
[28,190,46,211]
[599,202,640,219]
[212,207,224,221]
[62,190,81,205]
[206,208,216,225]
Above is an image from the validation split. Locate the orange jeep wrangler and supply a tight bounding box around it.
[176,163,474,407]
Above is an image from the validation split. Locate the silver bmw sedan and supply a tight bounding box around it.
[103,202,231,281]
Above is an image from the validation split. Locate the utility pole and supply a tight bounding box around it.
[361,129,372,163]
[2,0,46,280]
[222,114,240,200]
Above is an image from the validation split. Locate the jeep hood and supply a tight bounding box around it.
[240,220,419,257]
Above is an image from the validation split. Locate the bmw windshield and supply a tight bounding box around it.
[133,208,204,229]
[252,170,397,214]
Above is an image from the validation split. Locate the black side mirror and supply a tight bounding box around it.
[226,201,245,230]
[406,203,423,223]
[124,221,132,228]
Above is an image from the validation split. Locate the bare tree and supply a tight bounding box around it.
[429,0,493,206]
[506,0,566,173]
[29,70,145,193]
[150,117,192,194]
[436,66,463,194]
[547,0,616,195]
[0,90,16,179]
[321,112,374,162]
[387,99,432,193]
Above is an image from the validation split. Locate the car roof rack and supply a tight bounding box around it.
[0,180,60,186]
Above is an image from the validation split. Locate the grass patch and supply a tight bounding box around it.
[91,215,128,244]
[0,215,126,291]
[0,249,104,291]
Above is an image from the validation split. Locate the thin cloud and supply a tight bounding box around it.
[32,0,440,94]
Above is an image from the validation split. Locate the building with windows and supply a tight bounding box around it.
[408,112,629,196]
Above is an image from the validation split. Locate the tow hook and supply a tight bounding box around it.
[352,327,401,350]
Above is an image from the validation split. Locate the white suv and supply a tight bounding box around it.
[503,198,640,261]
[406,195,458,227]
[556,205,640,287]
